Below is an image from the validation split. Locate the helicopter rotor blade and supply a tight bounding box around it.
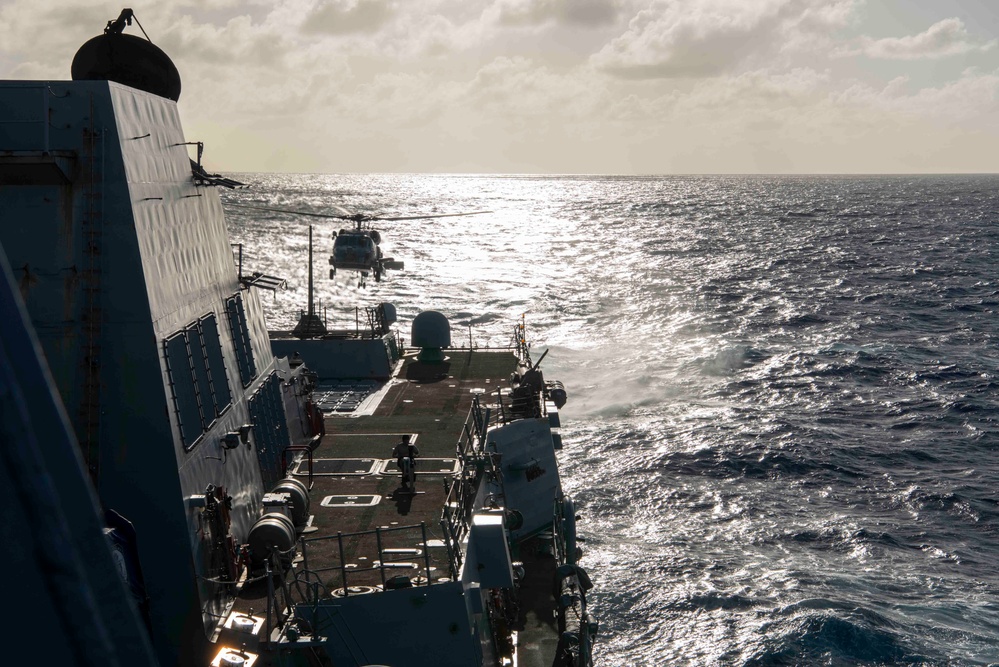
[369,211,492,222]
[226,202,492,223]
[225,202,357,220]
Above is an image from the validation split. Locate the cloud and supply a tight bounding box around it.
[0,1,105,62]
[4,0,998,174]
[845,18,997,60]
[492,0,624,27]
[156,0,248,9]
[600,64,999,134]
[335,71,460,126]
[590,0,857,79]
[302,0,395,35]
[464,56,601,122]
[834,68,999,123]
[157,14,290,68]
[586,65,999,173]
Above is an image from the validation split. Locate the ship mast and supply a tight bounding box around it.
[308,225,315,319]
[291,225,328,339]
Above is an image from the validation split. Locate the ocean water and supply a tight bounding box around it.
[223,174,999,666]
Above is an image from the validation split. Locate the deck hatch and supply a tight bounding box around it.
[378,458,459,475]
[312,381,377,413]
[296,458,379,476]
[320,494,382,507]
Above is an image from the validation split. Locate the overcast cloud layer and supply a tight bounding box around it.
[1,0,997,173]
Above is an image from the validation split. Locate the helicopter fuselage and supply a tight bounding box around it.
[330,229,381,274]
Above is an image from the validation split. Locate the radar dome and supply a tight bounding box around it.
[72,33,182,101]
[379,302,397,325]
[412,311,450,363]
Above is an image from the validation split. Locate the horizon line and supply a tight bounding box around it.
[219,171,999,178]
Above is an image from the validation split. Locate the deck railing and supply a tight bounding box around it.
[440,398,487,574]
[297,523,434,597]
[439,395,515,578]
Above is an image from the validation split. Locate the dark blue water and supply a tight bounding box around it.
[225,174,999,665]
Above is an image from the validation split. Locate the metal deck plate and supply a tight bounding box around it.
[296,458,379,475]
[377,458,460,476]
[320,494,382,507]
[312,380,378,413]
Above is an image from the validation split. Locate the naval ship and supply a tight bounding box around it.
[0,9,596,667]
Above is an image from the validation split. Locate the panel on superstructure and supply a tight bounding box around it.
[249,372,293,488]
[226,292,257,387]
[165,330,204,447]
[201,313,233,415]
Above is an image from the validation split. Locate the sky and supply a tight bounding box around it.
[2,0,998,174]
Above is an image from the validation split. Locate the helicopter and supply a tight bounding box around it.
[226,202,490,287]
[329,224,396,286]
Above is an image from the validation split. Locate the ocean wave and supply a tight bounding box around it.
[744,603,916,665]
[228,173,999,666]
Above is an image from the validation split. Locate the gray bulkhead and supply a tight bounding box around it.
[0,237,161,666]
[482,417,562,540]
[301,583,481,667]
[0,80,285,664]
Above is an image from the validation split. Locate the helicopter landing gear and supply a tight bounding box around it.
[374,265,382,282]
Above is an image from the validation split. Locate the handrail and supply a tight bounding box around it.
[299,523,435,595]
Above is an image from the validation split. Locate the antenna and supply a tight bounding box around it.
[291,225,328,339]
[308,225,315,318]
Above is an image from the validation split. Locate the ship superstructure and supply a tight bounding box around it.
[0,77,317,664]
[0,10,595,667]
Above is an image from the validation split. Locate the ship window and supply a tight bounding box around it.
[226,293,257,387]
[165,332,203,448]
[201,314,232,414]
[249,372,290,488]
[164,313,234,450]
[187,323,212,426]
